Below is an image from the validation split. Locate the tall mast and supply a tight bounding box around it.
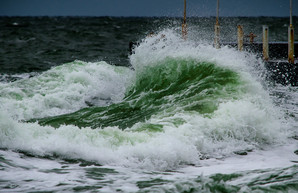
[182,0,187,39]
[290,0,293,27]
[214,0,220,48]
[216,0,219,25]
[288,0,294,63]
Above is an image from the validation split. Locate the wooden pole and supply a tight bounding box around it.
[214,0,220,48]
[263,25,269,61]
[290,0,293,27]
[216,0,219,25]
[237,25,244,51]
[288,0,295,63]
[182,0,187,39]
[288,27,295,63]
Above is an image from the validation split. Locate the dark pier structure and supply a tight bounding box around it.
[223,42,297,86]
[218,0,297,86]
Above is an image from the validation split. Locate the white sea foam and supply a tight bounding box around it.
[130,29,263,74]
[0,60,132,120]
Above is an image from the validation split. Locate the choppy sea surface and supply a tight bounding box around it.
[0,17,297,192]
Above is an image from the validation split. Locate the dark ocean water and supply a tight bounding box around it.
[1,17,297,74]
[0,17,297,192]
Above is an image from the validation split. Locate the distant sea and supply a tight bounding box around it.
[0,17,297,192]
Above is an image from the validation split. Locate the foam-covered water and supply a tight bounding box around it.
[0,19,297,192]
[0,60,131,120]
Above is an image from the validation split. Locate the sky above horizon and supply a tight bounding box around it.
[0,0,297,17]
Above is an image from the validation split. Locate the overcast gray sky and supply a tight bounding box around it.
[0,0,297,17]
